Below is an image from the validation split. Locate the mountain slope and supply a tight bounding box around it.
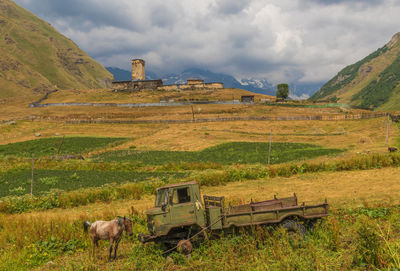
[310,33,400,110]
[0,0,112,99]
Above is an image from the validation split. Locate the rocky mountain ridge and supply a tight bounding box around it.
[311,32,400,110]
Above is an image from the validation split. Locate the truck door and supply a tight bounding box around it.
[169,187,197,226]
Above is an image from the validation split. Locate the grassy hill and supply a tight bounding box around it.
[0,0,112,99]
[310,32,400,111]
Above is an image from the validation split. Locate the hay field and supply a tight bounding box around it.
[2,167,399,270]
[1,89,389,160]
[1,89,400,270]
[43,88,275,104]
[12,166,400,221]
[1,115,396,156]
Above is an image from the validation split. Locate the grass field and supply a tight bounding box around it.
[0,97,374,123]
[1,167,400,270]
[1,151,398,214]
[93,142,343,165]
[43,88,274,104]
[0,140,342,198]
[0,137,127,158]
[0,100,399,270]
[0,170,186,197]
[1,115,394,157]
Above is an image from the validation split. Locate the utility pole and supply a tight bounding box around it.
[386,114,390,145]
[31,154,34,196]
[268,130,272,165]
[191,106,195,122]
[57,135,65,155]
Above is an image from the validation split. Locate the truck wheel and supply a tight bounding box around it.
[281,220,306,238]
[177,240,192,255]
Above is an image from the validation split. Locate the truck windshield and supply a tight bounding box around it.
[155,188,168,207]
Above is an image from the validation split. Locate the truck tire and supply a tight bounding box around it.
[281,220,306,238]
[177,240,192,255]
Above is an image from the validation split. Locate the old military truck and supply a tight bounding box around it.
[139,181,328,246]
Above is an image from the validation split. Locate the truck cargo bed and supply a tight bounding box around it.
[204,193,328,229]
[223,201,329,228]
[226,194,298,214]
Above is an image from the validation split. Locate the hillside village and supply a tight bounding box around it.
[111,59,224,92]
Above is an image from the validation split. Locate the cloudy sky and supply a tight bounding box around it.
[14,0,400,84]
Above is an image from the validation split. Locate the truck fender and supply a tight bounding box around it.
[278,214,305,224]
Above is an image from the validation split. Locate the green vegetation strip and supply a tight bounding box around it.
[94,142,343,165]
[0,170,186,198]
[397,125,400,147]
[187,152,400,186]
[201,129,345,137]
[129,207,400,270]
[265,102,352,108]
[1,206,400,270]
[0,157,221,175]
[0,137,128,158]
[1,153,399,214]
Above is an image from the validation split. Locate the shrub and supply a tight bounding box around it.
[0,182,145,213]
[39,177,59,186]
[354,218,382,267]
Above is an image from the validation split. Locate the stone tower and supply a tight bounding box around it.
[131,59,145,81]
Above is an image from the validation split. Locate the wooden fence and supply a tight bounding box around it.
[64,112,387,125]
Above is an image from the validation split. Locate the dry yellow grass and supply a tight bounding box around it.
[0,89,370,123]
[43,88,275,104]
[6,166,400,271]
[1,116,396,157]
[1,72,399,271]
[202,167,400,208]
[5,167,400,229]
[2,91,396,170]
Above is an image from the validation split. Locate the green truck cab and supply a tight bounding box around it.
[139,181,329,246]
[145,181,205,237]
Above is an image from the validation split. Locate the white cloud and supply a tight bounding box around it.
[14,0,400,83]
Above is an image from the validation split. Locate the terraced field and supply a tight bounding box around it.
[0,105,398,270]
[93,142,343,165]
[0,140,343,199]
[0,137,128,158]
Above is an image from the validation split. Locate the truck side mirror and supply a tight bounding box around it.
[161,202,167,211]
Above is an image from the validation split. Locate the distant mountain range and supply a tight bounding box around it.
[106,67,324,99]
[311,32,400,110]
